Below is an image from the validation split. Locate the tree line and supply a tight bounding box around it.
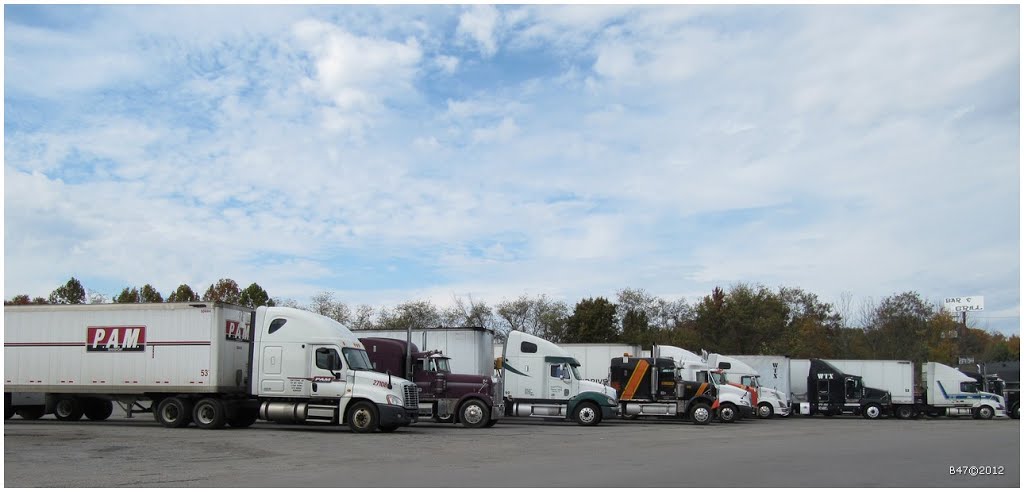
[7,277,1019,366]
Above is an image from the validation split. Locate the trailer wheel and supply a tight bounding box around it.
[862,403,882,420]
[458,399,489,428]
[4,394,13,420]
[156,397,193,428]
[573,401,602,426]
[227,408,259,428]
[974,405,994,420]
[895,405,915,420]
[690,402,712,425]
[717,403,738,423]
[83,399,114,421]
[16,405,46,420]
[54,397,84,421]
[757,402,774,419]
[193,398,227,429]
[346,401,378,433]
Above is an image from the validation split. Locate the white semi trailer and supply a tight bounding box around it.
[4,303,419,432]
[353,326,494,376]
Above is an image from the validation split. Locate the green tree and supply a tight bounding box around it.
[140,284,163,303]
[620,309,651,346]
[6,294,32,305]
[167,284,200,302]
[239,283,274,309]
[377,300,441,331]
[780,287,842,358]
[31,296,48,305]
[114,287,141,303]
[203,279,241,304]
[307,291,349,322]
[693,287,726,351]
[49,277,87,304]
[563,297,618,343]
[865,291,933,363]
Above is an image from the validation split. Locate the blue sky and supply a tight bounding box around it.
[4,5,1020,334]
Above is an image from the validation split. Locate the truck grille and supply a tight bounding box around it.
[404,383,419,410]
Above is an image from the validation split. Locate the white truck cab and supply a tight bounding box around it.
[654,345,752,423]
[708,353,790,418]
[499,331,618,425]
[922,362,1007,419]
[250,306,420,432]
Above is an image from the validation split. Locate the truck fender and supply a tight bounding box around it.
[455,393,494,413]
[566,391,614,416]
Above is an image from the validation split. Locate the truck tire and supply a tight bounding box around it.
[458,399,488,428]
[974,405,994,420]
[862,403,882,420]
[16,406,46,420]
[573,401,602,426]
[895,405,915,420]
[690,402,712,425]
[346,401,378,433]
[193,398,227,429]
[757,402,774,419]
[5,393,13,420]
[156,397,193,428]
[54,397,84,421]
[717,403,738,423]
[483,418,499,428]
[83,399,114,421]
[227,408,259,428]
[379,424,400,433]
[1012,402,1019,420]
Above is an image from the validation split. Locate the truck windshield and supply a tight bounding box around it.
[710,372,723,385]
[429,357,451,373]
[569,364,581,380]
[343,348,374,371]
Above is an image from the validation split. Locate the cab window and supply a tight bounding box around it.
[960,382,979,393]
[315,347,341,371]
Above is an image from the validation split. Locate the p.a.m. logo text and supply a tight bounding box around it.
[87,326,146,352]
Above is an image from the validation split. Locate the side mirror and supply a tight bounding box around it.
[332,353,343,372]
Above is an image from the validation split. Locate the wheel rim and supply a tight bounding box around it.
[867,406,880,418]
[721,407,734,420]
[56,400,73,417]
[463,404,484,425]
[694,407,709,423]
[197,404,215,425]
[759,404,771,418]
[353,408,372,429]
[578,406,597,424]
[980,407,992,419]
[162,404,179,422]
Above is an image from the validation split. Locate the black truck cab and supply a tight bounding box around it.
[808,359,891,419]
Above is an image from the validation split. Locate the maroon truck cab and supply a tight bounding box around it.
[360,337,503,428]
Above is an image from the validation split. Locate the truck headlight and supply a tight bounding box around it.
[387,394,403,406]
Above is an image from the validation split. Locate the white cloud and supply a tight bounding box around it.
[292,19,422,114]
[456,5,501,57]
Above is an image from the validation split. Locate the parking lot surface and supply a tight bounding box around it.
[4,413,1019,488]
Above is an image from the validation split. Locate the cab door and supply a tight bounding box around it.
[547,362,572,400]
[310,345,347,398]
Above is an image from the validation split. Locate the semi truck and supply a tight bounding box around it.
[653,345,753,423]
[789,359,892,418]
[355,326,494,376]
[4,303,419,433]
[707,353,791,418]
[360,337,503,428]
[498,331,618,425]
[608,355,718,424]
[961,364,1019,420]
